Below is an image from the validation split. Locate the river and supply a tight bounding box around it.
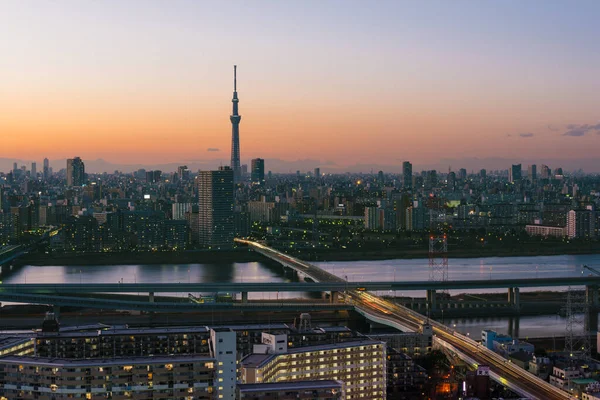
[4,253,600,338]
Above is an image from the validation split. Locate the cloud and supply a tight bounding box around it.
[518,133,534,138]
[562,123,600,137]
[547,125,559,132]
[206,148,220,152]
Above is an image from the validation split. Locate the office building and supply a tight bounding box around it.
[458,168,467,181]
[447,171,456,191]
[197,167,235,248]
[402,161,412,190]
[66,157,85,186]
[251,158,265,185]
[230,65,242,183]
[528,164,537,183]
[509,164,522,183]
[177,165,190,181]
[240,339,386,400]
[314,167,321,178]
[541,164,552,179]
[30,162,36,178]
[43,157,50,179]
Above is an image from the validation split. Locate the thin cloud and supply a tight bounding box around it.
[562,123,600,137]
[547,125,559,132]
[518,133,534,138]
[207,148,220,152]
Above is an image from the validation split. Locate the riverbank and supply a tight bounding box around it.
[17,244,600,266]
[297,244,600,262]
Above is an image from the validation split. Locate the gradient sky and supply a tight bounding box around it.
[1,0,600,168]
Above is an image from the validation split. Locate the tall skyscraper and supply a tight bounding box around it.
[197,167,234,248]
[314,167,320,178]
[528,164,537,183]
[43,158,50,180]
[402,161,412,190]
[541,164,551,179]
[230,65,242,183]
[251,158,265,185]
[509,164,522,183]
[31,162,36,178]
[66,157,85,186]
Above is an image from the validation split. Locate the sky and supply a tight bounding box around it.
[1,0,600,170]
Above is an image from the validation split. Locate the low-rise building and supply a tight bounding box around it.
[237,380,344,399]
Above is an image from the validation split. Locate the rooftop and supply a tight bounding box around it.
[0,354,215,368]
[238,380,343,392]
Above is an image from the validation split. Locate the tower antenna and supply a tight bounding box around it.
[234,65,237,92]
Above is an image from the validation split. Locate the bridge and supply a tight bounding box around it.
[0,291,351,314]
[1,276,598,307]
[0,245,26,267]
[235,238,573,400]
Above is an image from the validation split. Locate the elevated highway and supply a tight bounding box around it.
[1,276,597,294]
[0,291,352,313]
[237,239,573,400]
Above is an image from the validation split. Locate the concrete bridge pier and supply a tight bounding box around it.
[149,292,155,303]
[426,289,437,312]
[52,305,60,319]
[241,292,248,303]
[508,316,520,339]
[508,287,520,309]
[586,285,599,307]
[330,291,339,304]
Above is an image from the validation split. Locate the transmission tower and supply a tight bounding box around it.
[564,286,591,367]
[428,196,448,284]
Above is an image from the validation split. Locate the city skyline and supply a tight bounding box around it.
[2,1,600,167]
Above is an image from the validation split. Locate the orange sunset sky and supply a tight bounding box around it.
[2,1,600,169]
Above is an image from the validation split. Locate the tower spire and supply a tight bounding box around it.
[230,65,242,183]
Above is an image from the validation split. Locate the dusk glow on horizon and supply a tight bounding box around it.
[2,0,600,169]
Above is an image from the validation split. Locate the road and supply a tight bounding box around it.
[238,239,572,400]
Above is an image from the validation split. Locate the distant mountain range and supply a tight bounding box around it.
[0,157,597,174]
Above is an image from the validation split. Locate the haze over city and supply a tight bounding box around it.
[2,0,600,171]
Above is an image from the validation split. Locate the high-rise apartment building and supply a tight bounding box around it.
[240,339,387,399]
[567,208,595,238]
[509,164,522,183]
[402,161,412,190]
[66,157,85,186]
[210,328,237,400]
[197,167,234,248]
[0,355,217,399]
[251,158,265,185]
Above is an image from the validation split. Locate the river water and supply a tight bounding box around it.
[4,253,600,338]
